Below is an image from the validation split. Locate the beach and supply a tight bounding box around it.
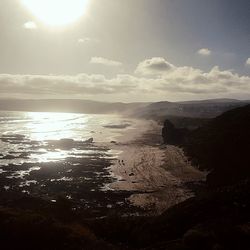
[103,120,206,214]
[0,111,205,216]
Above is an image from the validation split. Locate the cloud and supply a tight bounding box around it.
[135,57,175,75]
[23,21,37,29]
[135,58,250,95]
[246,58,250,66]
[90,57,122,67]
[0,74,136,97]
[0,58,249,100]
[197,48,211,56]
[78,38,99,44]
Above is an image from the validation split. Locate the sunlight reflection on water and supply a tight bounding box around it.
[0,111,147,215]
[0,111,134,164]
[25,112,88,141]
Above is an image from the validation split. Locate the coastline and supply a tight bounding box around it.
[0,112,206,216]
[101,118,206,214]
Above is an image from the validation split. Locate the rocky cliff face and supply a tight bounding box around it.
[162,120,189,145]
[163,105,250,187]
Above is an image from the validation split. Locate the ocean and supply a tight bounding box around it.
[0,111,139,216]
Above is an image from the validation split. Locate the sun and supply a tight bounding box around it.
[21,0,88,26]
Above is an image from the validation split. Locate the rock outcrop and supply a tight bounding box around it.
[162,119,189,145]
[163,105,250,187]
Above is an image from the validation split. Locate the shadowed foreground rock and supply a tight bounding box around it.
[1,181,250,249]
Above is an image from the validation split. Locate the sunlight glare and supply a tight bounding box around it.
[21,0,88,26]
[25,112,87,141]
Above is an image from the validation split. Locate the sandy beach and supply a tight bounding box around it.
[100,118,206,214]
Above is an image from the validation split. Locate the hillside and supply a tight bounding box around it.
[184,104,250,186]
[135,99,250,119]
[0,99,249,120]
[0,99,149,114]
[162,104,250,186]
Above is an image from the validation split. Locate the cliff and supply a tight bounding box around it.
[163,105,250,186]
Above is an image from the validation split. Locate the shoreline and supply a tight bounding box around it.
[101,118,206,214]
[0,113,206,216]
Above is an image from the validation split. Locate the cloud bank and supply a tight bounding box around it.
[0,58,249,100]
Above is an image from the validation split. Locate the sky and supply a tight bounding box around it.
[0,0,250,102]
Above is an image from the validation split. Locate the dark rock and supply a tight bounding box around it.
[2,155,16,160]
[183,228,214,250]
[162,105,250,187]
[162,120,189,145]
[183,104,250,186]
[103,124,131,129]
[84,138,94,143]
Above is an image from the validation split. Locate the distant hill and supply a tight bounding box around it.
[0,99,149,115]
[178,98,244,104]
[134,99,250,119]
[0,99,249,121]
